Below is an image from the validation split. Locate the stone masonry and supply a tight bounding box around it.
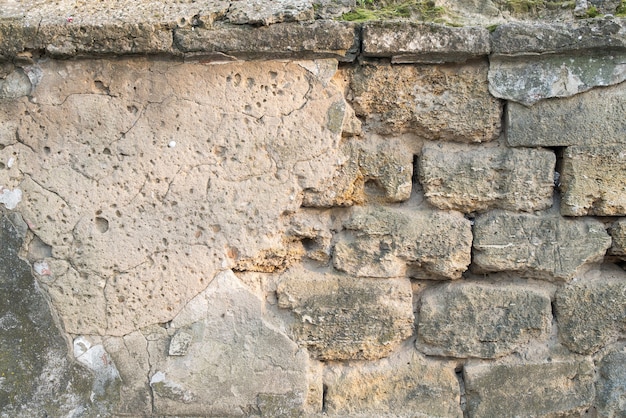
[1,1,626,417]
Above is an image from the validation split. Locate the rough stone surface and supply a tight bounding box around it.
[0,69,31,99]
[419,143,555,213]
[149,270,316,416]
[324,347,462,417]
[0,58,351,336]
[473,211,611,280]
[555,267,626,354]
[349,61,502,142]
[227,0,314,25]
[417,281,552,358]
[506,81,626,147]
[277,266,414,360]
[464,359,595,417]
[596,345,626,417]
[560,145,626,216]
[609,219,626,258]
[0,214,113,417]
[362,21,490,63]
[333,206,472,280]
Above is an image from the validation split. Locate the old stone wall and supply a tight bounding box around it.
[1,2,626,417]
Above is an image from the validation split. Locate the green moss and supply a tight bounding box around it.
[487,23,500,32]
[340,0,446,22]
[586,5,601,17]
[616,0,626,16]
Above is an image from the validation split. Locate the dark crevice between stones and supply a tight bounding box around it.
[455,364,468,418]
[321,383,329,414]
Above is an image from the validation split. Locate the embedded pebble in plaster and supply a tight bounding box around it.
[0,186,22,209]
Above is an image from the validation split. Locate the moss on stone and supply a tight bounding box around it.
[340,0,446,22]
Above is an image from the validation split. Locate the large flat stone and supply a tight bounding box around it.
[417,281,552,359]
[333,206,472,280]
[507,81,626,147]
[277,266,414,360]
[349,61,502,142]
[324,348,462,417]
[609,219,626,258]
[555,266,626,354]
[473,211,611,280]
[464,359,595,417]
[560,145,626,216]
[362,21,490,63]
[419,143,554,213]
[596,345,626,417]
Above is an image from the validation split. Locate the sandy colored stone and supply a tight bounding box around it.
[277,266,414,360]
[419,143,555,213]
[507,81,626,147]
[473,211,611,280]
[596,345,626,417]
[333,206,472,280]
[609,219,626,258]
[555,266,626,354]
[417,281,552,359]
[560,145,626,216]
[1,58,350,336]
[149,270,316,416]
[464,359,595,417]
[227,0,313,25]
[324,348,462,417]
[349,61,501,142]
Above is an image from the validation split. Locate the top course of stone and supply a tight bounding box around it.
[0,0,625,62]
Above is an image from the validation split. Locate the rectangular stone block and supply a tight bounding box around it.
[349,62,502,142]
[507,81,626,147]
[464,359,595,417]
[596,346,626,417]
[555,266,626,354]
[417,281,552,359]
[277,266,414,361]
[560,145,626,216]
[609,219,626,258]
[333,206,472,280]
[324,349,462,417]
[473,211,611,280]
[362,21,490,63]
[419,143,555,213]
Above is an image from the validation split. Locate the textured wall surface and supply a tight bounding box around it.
[1,2,626,417]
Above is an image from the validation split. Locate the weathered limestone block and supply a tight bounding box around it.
[596,345,626,417]
[3,58,351,336]
[227,0,313,25]
[349,62,502,142]
[0,69,31,99]
[333,206,472,280]
[324,348,462,417]
[555,267,626,354]
[417,281,552,358]
[277,266,414,360]
[464,359,595,417]
[609,219,626,258]
[473,211,611,280]
[302,138,413,207]
[560,145,626,216]
[507,81,626,147]
[149,270,317,416]
[362,21,490,63]
[419,143,555,213]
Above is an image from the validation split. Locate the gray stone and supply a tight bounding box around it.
[227,0,314,25]
[609,219,626,258]
[464,359,595,417]
[507,81,626,147]
[362,21,490,63]
[473,211,611,280]
[555,267,626,354]
[313,0,356,19]
[333,206,472,280]
[174,21,360,61]
[277,266,414,360]
[0,69,31,99]
[324,348,462,417]
[596,345,626,417]
[560,145,626,216]
[417,281,552,359]
[419,143,555,213]
[349,61,502,142]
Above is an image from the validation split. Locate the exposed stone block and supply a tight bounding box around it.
[277,266,414,360]
[555,267,626,354]
[362,21,490,63]
[596,345,626,417]
[419,143,554,213]
[507,81,626,147]
[417,281,552,359]
[609,219,626,258]
[227,0,314,25]
[324,348,462,417]
[560,145,626,216]
[464,359,595,417]
[333,206,472,280]
[349,62,502,142]
[473,211,611,280]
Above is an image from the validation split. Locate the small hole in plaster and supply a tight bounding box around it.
[103,148,112,155]
[43,146,51,155]
[95,217,109,233]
